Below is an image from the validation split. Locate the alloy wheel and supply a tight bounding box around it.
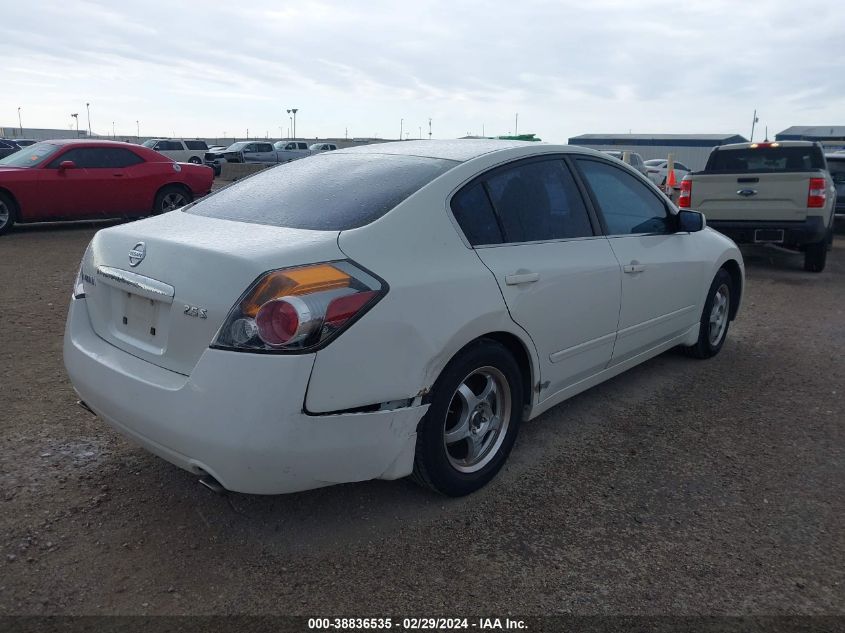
[708,283,730,346]
[161,192,187,212]
[442,366,512,473]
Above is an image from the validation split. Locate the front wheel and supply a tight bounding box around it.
[188,156,202,165]
[152,185,192,215]
[412,340,523,496]
[0,191,17,236]
[684,269,733,359]
[804,238,828,273]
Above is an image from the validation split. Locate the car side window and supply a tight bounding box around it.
[484,159,594,243]
[576,158,672,235]
[47,148,144,169]
[257,144,273,152]
[451,182,504,246]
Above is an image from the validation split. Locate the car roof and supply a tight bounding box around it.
[335,139,542,162]
[717,140,818,151]
[35,139,147,148]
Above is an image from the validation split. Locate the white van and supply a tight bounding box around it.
[142,139,209,164]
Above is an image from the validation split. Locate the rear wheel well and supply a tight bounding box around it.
[442,332,534,413]
[721,259,742,320]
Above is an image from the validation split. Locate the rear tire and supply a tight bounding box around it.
[412,340,523,497]
[188,156,202,164]
[804,239,827,273]
[152,185,192,215]
[683,269,733,359]
[0,191,18,236]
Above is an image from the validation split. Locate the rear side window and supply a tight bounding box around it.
[705,146,825,172]
[485,159,594,243]
[184,140,208,150]
[187,153,456,230]
[451,183,503,245]
[576,158,671,235]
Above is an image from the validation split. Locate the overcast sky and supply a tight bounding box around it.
[1,0,843,142]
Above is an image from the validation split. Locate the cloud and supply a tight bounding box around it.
[1,0,844,141]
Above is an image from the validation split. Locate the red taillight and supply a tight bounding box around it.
[678,178,692,208]
[807,177,826,208]
[214,261,385,353]
[325,291,377,327]
[256,299,301,346]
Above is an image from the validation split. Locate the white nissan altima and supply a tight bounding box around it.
[64,140,744,497]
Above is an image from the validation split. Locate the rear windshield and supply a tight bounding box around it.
[186,153,457,230]
[705,146,825,173]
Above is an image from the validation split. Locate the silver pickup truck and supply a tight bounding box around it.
[679,141,836,272]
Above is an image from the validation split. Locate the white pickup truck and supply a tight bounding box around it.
[679,141,836,272]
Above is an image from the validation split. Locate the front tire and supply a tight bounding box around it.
[684,269,733,359]
[0,191,18,236]
[804,237,828,273]
[152,185,192,215]
[412,340,523,497]
[188,156,202,164]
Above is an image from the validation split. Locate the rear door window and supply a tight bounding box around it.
[484,159,594,243]
[184,140,208,150]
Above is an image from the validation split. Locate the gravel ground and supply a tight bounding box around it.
[1,221,843,617]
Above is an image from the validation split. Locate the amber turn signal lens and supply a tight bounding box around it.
[240,264,351,317]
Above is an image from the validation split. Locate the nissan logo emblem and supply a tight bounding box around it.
[128,242,146,267]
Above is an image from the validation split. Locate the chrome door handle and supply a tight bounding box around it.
[623,263,646,274]
[505,272,540,285]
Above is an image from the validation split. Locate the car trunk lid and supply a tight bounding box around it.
[79,211,342,375]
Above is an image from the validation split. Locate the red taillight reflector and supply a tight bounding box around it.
[256,299,300,346]
[678,179,692,208]
[325,290,377,327]
[807,177,826,208]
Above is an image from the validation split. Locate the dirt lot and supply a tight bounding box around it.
[1,221,843,617]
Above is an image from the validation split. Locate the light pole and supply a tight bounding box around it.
[400,118,403,141]
[112,121,115,138]
[17,107,22,136]
[428,118,432,140]
[515,112,518,136]
[419,126,422,140]
[71,113,79,137]
[86,102,92,137]
[291,108,298,138]
[750,109,759,143]
[136,120,140,139]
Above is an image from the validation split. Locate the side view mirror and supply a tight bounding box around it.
[58,160,76,170]
[678,209,705,232]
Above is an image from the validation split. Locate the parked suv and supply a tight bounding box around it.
[141,139,209,164]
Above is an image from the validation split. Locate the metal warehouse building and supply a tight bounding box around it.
[775,126,845,151]
[567,133,748,171]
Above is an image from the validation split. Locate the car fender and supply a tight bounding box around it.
[304,183,542,415]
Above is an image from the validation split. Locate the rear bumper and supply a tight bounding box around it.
[63,299,426,494]
[707,216,828,246]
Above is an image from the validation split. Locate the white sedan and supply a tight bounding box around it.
[64,140,744,497]
[644,158,692,188]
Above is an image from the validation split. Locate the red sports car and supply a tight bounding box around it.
[0,139,214,235]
